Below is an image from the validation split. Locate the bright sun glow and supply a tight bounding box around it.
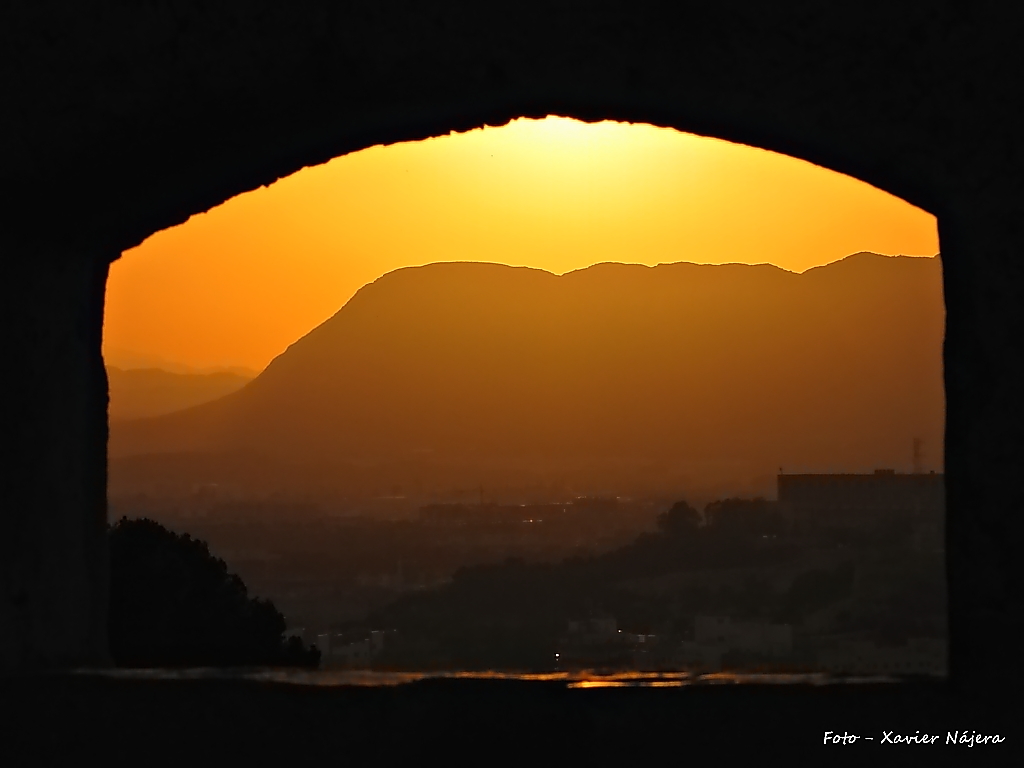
[104,116,939,373]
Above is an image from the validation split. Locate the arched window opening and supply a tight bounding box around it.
[103,116,945,682]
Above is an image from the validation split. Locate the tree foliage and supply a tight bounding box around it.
[656,500,702,537]
[109,517,319,668]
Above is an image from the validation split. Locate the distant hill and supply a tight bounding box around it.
[109,254,944,500]
[107,367,253,420]
[104,347,258,378]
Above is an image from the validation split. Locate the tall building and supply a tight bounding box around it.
[777,469,944,529]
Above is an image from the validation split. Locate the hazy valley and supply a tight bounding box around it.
[110,253,944,505]
[107,253,947,673]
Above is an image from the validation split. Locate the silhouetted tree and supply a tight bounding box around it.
[109,517,319,668]
[656,501,702,538]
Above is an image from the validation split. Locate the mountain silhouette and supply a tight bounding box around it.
[109,255,944,500]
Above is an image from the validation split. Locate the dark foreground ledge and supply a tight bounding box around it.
[1,675,1019,764]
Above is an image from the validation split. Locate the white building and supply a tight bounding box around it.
[674,641,724,670]
[317,630,391,667]
[566,616,618,641]
[694,615,793,655]
[330,638,373,666]
[315,633,331,655]
[670,616,793,671]
[816,637,946,676]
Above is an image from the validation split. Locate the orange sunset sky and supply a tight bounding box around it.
[103,117,939,374]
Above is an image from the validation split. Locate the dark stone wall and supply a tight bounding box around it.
[2,2,1022,690]
[1,249,111,669]
[941,199,1024,688]
[6,1,1011,253]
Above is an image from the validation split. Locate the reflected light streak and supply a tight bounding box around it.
[75,668,909,687]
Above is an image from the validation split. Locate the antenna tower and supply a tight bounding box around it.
[912,438,923,474]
